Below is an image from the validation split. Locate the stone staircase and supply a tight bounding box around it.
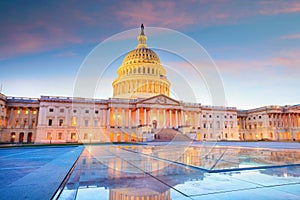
[153,128,192,142]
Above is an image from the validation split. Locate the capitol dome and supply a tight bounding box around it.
[112,24,170,99]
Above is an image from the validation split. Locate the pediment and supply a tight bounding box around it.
[138,95,180,106]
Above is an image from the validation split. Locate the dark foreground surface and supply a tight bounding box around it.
[0,146,83,199]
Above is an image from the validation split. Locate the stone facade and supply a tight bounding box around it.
[0,95,39,143]
[1,25,299,143]
[1,92,299,144]
[238,105,300,141]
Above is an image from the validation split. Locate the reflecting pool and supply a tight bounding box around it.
[58,144,300,200]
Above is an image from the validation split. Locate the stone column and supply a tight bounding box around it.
[121,108,125,128]
[181,110,184,126]
[107,108,110,128]
[157,109,160,128]
[115,108,118,127]
[175,110,178,128]
[144,108,147,126]
[163,109,166,128]
[149,108,152,126]
[169,109,172,128]
[99,109,103,127]
[136,108,140,127]
[194,112,197,128]
[297,113,299,127]
[129,109,132,128]
[27,108,31,128]
[199,112,202,129]
[288,113,291,128]
[9,108,14,128]
[65,107,69,127]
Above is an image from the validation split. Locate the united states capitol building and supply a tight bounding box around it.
[1,25,299,144]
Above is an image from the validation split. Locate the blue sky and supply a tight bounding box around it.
[0,0,300,109]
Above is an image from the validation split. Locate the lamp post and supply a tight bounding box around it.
[89,133,92,145]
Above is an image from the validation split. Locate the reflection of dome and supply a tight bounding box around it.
[112,24,170,99]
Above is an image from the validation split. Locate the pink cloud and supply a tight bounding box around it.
[272,50,300,69]
[114,0,300,30]
[216,49,300,77]
[280,33,300,40]
[115,1,194,29]
[258,1,300,15]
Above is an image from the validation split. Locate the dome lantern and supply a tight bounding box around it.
[137,24,148,48]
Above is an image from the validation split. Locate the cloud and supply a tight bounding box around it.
[115,1,195,29]
[56,51,78,57]
[272,50,300,69]
[280,33,300,40]
[258,1,300,15]
[1,0,300,59]
[216,49,300,77]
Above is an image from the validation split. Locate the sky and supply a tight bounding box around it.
[0,0,300,109]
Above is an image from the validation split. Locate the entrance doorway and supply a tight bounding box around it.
[152,120,157,129]
[19,132,24,143]
[27,132,33,143]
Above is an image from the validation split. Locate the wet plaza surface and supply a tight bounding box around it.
[0,142,300,200]
[59,142,300,200]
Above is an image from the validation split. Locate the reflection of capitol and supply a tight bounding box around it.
[63,146,300,199]
[65,146,205,200]
[0,24,299,144]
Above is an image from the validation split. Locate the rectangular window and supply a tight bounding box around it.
[59,119,63,126]
[58,132,63,140]
[210,123,213,128]
[94,120,98,127]
[85,110,89,114]
[49,108,54,112]
[47,132,52,140]
[48,119,52,126]
[32,119,36,127]
[71,116,76,126]
[85,120,89,127]
[71,133,76,140]
[84,133,88,140]
[203,123,206,128]
[60,108,64,113]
